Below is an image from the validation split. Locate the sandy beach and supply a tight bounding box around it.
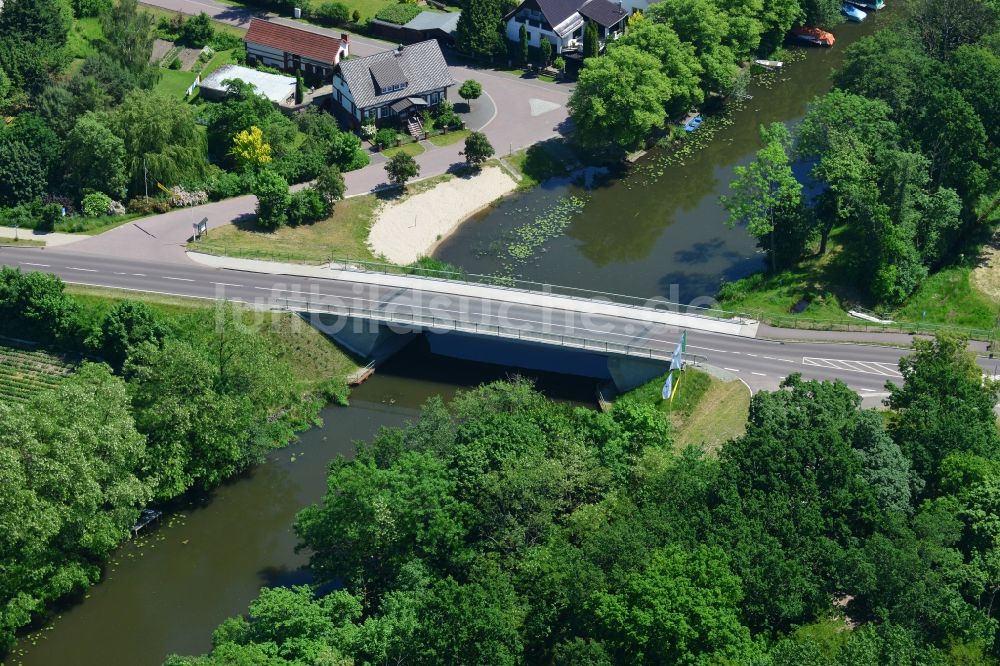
[368,166,517,264]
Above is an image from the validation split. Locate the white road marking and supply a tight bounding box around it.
[751,372,766,377]
[68,267,97,272]
[113,272,127,275]
[689,344,730,354]
[746,353,758,357]
[132,273,145,277]
[860,388,877,393]
[724,367,741,373]
[254,286,277,291]
[210,282,243,287]
[22,262,49,267]
[163,276,195,282]
[801,357,901,377]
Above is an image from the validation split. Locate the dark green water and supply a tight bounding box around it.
[5,14,895,665]
[4,342,594,666]
[435,13,891,304]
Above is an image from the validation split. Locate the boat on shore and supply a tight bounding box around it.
[842,3,867,20]
[848,0,885,9]
[791,27,836,46]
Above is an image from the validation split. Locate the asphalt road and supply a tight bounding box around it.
[8,245,992,403]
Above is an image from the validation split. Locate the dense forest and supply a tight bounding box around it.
[0,0,362,232]
[0,269,337,650]
[167,336,1000,664]
[565,0,998,309]
[722,4,999,307]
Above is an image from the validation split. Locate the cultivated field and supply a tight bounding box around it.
[0,343,79,404]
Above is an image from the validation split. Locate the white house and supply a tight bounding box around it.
[244,19,349,80]
[504,0,628,55]
[332,40,456,127]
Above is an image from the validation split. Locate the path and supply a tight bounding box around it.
[2,245,939,402]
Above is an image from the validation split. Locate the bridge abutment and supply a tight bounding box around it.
[606,356,671,394]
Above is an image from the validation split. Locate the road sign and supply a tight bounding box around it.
[193,218,208,238]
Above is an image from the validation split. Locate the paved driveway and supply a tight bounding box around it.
[73,1,573,262]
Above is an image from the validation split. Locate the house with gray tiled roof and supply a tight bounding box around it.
[332,40,457,127]
[504,0,627,58]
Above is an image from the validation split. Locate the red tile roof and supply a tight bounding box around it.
[244,19,346,65]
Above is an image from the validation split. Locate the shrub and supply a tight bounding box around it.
[360,122,377,140]
[316,1,350,26]
[351,8,361,22]
[206,171,245,200]
[126,196,173,215]
[374,127,398,149]
[42,194,75,217]
[81,192,114,217]
[252,170,291,229]
[170,186,209,207]
[179,12,214,47]
[373,3,421,24]
[168,57,182,70]
[210,31,243,51]
[345,149,370,171]
[73,0,112,17]
[273,146,327,184]
[286,187,329,226]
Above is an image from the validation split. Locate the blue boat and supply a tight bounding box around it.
[842,3,867,20]
[848,0,884,9]
[684,116,704,132]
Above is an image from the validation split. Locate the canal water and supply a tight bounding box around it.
[435,13,891,305]
[5,341,594,666]
[6,15,895,666]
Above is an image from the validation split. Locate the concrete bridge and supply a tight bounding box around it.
[247,257,758,392]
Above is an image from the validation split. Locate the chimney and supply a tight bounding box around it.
[396,43,405,55]
[341,32,350,43]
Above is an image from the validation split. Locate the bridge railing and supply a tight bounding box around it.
[326,257,997,341]
[275,293,678,362]
[326,257,752,325]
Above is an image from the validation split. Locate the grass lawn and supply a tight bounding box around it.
[141,4,248,38]
[618,369,749,454]
[716,224,998,333]
[507,142,570,189]
[0,238,46,248]
[67,17,103,60]
[189,193,381,263]
[382,142,425,158]
[67,285,361,391]
[199,48,237,77]
[188,174,455,264]
[896,265,998,330]
[427,129,470,147]
[155,68,199,100]
[56,213,143,235]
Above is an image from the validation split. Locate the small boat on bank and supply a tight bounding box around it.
[791,26,836,46]
[754,59,784,69]
[684,115,704,132]
[841,3,867,20]
[848,0,884,9]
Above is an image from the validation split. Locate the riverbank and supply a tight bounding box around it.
[368,166,518,264]
[616,367,750,454]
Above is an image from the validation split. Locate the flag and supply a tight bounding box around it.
[670,330,687,371]
[661,372,674,400]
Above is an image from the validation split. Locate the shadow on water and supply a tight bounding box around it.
[6,342,594,666]
[434,13,894,305]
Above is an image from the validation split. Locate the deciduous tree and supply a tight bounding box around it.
[722,123,802,271]
[568,46,670,150]
[385,152,420,188]
[463,131,495,167]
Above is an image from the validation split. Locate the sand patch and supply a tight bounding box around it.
[368,166,517,264]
